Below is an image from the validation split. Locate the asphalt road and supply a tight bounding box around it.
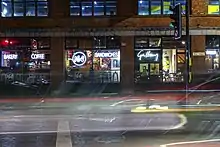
[0,98,220,147]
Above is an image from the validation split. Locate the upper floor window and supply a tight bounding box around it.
[70,0,117,16]
[1,0,48,17]
[138,0,186,15]
[208,0,220,14]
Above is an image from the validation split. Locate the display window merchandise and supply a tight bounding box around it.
[65,49,120,83]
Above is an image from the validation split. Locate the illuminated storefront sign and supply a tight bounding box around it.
[3,54,18,60]
[31,53,45,60]
[94,51,119,58]
[206,50,217,55]
[71,52,87,66]
[137,50,159,62]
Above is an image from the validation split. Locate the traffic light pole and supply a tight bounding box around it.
[185,0,191,104]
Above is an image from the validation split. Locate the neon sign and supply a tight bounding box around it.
[3,54,18,60]
[94,51,118,58]
[31,53,45,60]
[71,52,87,66]
[137,50,159,62]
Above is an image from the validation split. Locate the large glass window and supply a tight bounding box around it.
[65,37,120,83]
[134,36,186,83]
[70,0,117,16]
[138,0,186,15]
[1,0,48,17]
[206,36,220,72]
[208,0,220,14]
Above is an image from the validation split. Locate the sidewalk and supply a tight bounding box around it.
[0,92,217,103]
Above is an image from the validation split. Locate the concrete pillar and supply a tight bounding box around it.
[191,35,206,74]
[50,37,65,90]
[49,0,69,18]
[117,0,137,16]
[120,36,134,94]
[191,0,208,15]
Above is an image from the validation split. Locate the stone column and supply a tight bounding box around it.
[117,0,137,16]
[50,37,65,90]
[191,35,206,74]
[49,0,69,18]
[120,36,134,94]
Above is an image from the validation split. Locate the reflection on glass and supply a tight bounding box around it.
[149,38,161,47]
[106,1,117,15]
[163,0,173,14]
[94,1,104,16]
[14,2,24,16]
[138,0,149,15]
[82,1,92,16]
[1,0,12,17]
[26,1,35,16]
[37,1,48,16]
[70,1,80,16]
[151,0,161,15]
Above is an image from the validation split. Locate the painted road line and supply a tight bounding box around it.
[110,99,142,106]
[160,138,220,147]
[131,107,220,113]
[170,114,187,130]
[56,120,72,147]
[0,130,57,135]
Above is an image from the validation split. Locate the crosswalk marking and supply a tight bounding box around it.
[56,120,72,147]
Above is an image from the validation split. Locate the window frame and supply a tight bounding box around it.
[70,0,117,17]
[1,0,49,17]
[137,0,187,16]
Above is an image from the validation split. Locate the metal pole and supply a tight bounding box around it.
[185,0,191,104]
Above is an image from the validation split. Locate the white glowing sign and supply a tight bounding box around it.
[3,54,18,60]
[137,50,159,61]
[206,50,217,55]
[71,52,87,66]
[94,51,118,58]
[31,54,45,60]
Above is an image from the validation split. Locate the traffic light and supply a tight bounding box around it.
[169,3,182,40]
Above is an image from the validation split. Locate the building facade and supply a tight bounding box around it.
[0,0,219,92]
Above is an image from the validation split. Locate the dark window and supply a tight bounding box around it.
[138,0,186,15]
[1,0,48,17]
[70,0,117,16]
[206,36,220,48]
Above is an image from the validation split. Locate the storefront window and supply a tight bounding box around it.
[65,37,120,83]
[162,49,184,82]
[208,0,220,14]
[206,36,220,72]
[138,0,186,15]
[0,38,50,74]
[135,37,185,83]
[70,0,117,16]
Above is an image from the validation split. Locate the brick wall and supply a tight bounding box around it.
[192,0,208,15]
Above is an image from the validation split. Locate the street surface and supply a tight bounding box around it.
[0,95,219,147]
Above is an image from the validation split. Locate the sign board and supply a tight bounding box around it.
[137,50,159,62]
[3,54,18,60]
[71,51,87,66]
[193,52,205,56]
[94,51,119,58]
[31,53,45,60]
